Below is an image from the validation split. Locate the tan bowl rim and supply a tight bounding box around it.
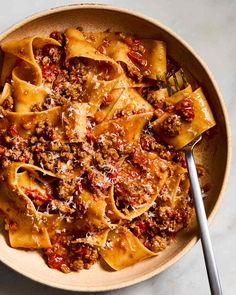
[0,3,232,292]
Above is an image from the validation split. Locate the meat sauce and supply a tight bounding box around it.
[21,187,52,207]
[0,29,201,273]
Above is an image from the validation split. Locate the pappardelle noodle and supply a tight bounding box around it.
[0,28,215,272]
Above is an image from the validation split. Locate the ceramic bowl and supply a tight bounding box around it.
[0,4,231,292]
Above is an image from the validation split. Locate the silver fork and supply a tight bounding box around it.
[166,71,223,295]
[185,136,222,295]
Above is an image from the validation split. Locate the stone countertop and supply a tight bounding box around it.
[0,0,235,294]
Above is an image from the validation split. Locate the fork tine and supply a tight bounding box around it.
[173,72,180,91]
[180,68,188,87]
[184,134,202,152]
[166,74,173,96]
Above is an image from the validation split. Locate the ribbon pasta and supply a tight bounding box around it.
[0,28,215,272]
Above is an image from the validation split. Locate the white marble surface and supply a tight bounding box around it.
[0,0,235,294]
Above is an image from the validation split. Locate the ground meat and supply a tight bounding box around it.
[174,151,187,168]
[34,151,60,172]
[0,123,33,168]
[57,178,76,201]
[140,133,165,152]
[49,199,75,214]
[95,124,135,157]
[146,91,164,109]
[33,44,88,110]
[112,107,147,120]
[87,168,111,193]
[2,147,33,165]
[25,121,94,175]
[114,159,157,211]
[128,214,169,252]
[50,31,66,45]
[161,114,182,137]
[44,231,98,273]
[70,244,98,270]
[127,186,193,252]
[144,235,168,252]
[175,97,195,122]
[43,45,63,63]
[0,29,196,273]
[163,101,175,113]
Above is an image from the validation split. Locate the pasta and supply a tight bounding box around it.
[0,28,215,273]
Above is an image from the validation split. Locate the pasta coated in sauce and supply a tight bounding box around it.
[0,28,215,272]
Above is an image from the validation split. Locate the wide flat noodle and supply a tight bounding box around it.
[153,87,216,149]
[12,64,49,112]
[161,164,188,207]
[0,28,215,272]
[0,102,88,142]
[154,165,192,233]
[84,32,135,74]
[0,53,17,86]
[96,88,125,121]
[65,28,122,115]
[0,163,59,248]
[1,36,61,85]
[106,151,168,220]
[1,36,61,112]
[17,170,48,198]
[85,73,118,115]
[72,229,110,247]
[62,102,89,142]
[139,73,191,105]
[100,226,157,270]
[75,189,109,231]
[0,82,12,105]
[104,88,153,120]
[166,84,193,103]
[84,32,167,80]
[147,83,192,106]
[65,28,121,76]
[95,71,152,121]
[93,112,153,145]
[142,39,166,80]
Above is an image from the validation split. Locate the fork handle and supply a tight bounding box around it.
[185,150,223,295]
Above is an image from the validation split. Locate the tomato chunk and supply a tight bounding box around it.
[127,50,148,69]
[47,252,65,270]
[22,187,52,206]
[135,220,148,234]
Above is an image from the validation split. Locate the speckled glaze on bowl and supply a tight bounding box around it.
[0,4,231,292]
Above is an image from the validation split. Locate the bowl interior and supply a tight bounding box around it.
[0,5,230,291]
